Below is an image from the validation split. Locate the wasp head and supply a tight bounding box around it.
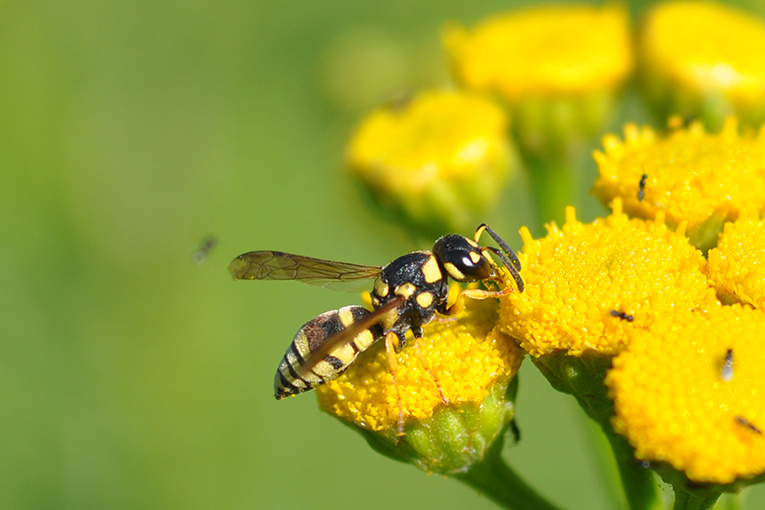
[432,234,494,282]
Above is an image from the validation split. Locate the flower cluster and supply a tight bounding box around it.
[316,291,522,435]
[315,293,524,475]
[307,2,765,510]
[592,118,765,250]
[347,90,517,235]
[707,218,765,308]
[638,0,765,129]
[500,200,715,358]
[608,304,765,486]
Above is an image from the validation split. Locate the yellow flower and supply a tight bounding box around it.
[444,4,633,154]
[500,199,717,358]
[707,217,765,308]
[638,0,765,129]
[444,4,632,100]
[607,304,765,485]
[315,292,523,473]
[317,292,521,431]
[346,89,516,235]
[592,118,765,250]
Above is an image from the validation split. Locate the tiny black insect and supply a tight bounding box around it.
[735,415,762,435]
[192,235,218,265]
[229,224,524,402]
[721,348,734,382]
[610,309,634,322]
[638,173,647,202]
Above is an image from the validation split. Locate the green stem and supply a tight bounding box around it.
[581,417,628,509]
[454,440,568,510]
[524,154,574,232]
[714,493,742,510]
[673,491,720,510]
[530,354,663,510]
[604,429,663,510]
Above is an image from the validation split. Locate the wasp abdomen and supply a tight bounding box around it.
[274,305,384,399]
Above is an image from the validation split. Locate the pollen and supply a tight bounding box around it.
[638,0,765,125]
[607,304,765,484]
[707,218,765,309]
[499,200,718,357]
[592,118,765,240]
[443,4,633,101]
[315,296,523,433]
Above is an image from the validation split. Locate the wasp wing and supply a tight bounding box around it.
[228,250,382,293]
[301,296,404,373]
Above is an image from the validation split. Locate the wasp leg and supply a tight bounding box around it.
[413,339,448,404]
[445,287,512,316]
[384,331,406,436]
[431,315,458,324]
[510,417,521,444]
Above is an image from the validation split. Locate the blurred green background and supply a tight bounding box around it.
[3,1,765,509]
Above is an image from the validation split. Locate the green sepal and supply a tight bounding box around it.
[638,64,765,132]
[647,458,765,508]
[510,90,617,159]
[351,375,519,475]
[686,210,726,254]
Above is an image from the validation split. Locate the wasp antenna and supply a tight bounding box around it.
[484,246,524,293]
[474,223,489,243]
[478,224,522,273]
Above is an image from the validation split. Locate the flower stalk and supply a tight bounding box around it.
[531,352,662,510]
[671,492,720,510]
[524,153,576,233]
[455,438,568,510]
[316,1,765,507]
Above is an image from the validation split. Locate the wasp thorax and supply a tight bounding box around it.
[432,234,492,282]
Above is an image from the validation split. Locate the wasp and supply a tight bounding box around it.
[229,224,524,402]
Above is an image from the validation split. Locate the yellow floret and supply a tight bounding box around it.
[500,199,717,357]
[444,4,633,100]
[316,295,523,433]
[639,0,765,126]
[346,89,515,234]
[707,218,765,308]
[608,304,765,484]
[592,118,765,245]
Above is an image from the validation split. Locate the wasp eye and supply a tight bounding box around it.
[433,234,492,282]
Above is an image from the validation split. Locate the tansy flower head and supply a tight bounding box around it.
[592,118,765,251]
[346,89,517,235]
[500,199,717,359]
[608,304,765,487]
[444,4,632,102]
[316,291,523,474]
[444,4,633,155]
[707,217,765,308]
[638,0,765,129]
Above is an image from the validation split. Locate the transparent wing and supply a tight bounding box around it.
[228,250,382,293]
[303,296,404,371]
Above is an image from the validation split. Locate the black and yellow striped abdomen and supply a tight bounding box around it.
[274,305,384,399]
